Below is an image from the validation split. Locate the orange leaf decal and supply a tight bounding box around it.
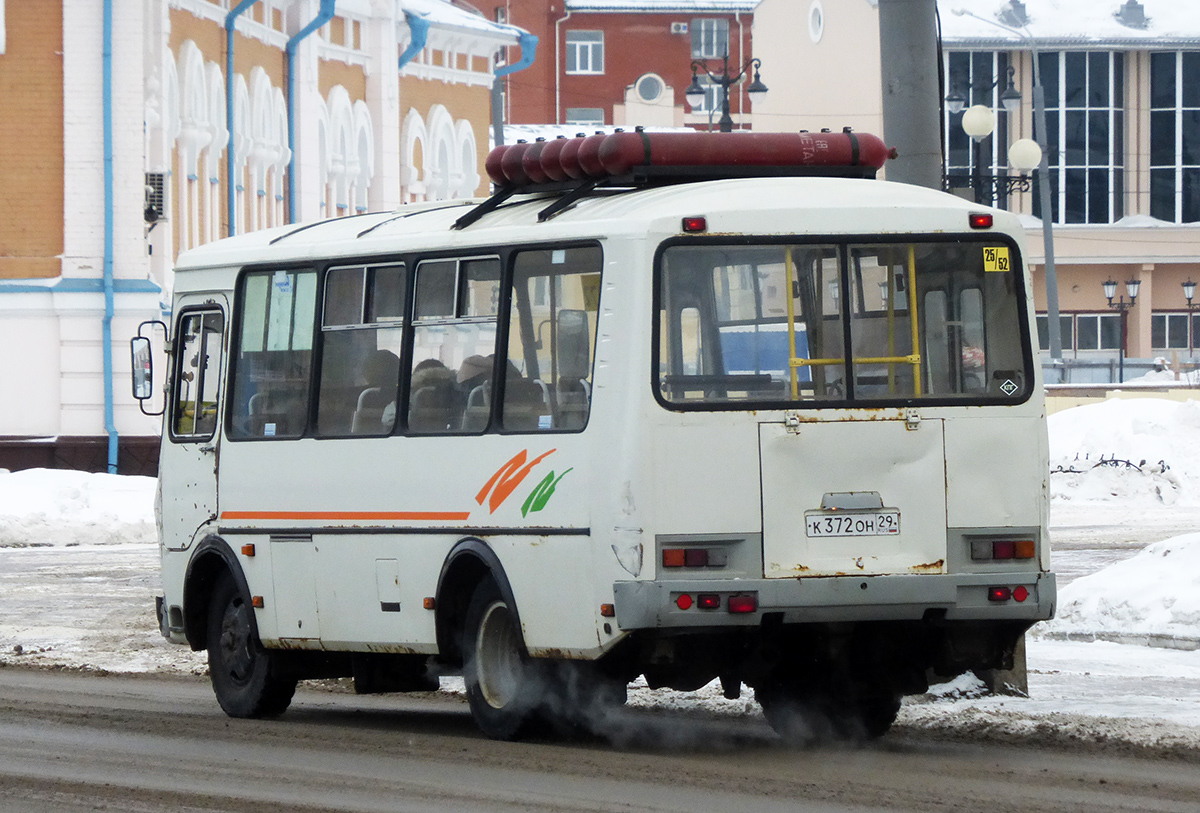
[476,448,556,514]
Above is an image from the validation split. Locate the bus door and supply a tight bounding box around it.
[161,295,228,551]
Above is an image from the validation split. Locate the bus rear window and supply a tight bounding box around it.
[656,240,1030,407]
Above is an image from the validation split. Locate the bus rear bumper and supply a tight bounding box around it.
[612,570,1055,630]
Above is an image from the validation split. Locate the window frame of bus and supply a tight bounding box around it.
[405,253,504,436]
[314,261,407,438]
[225,265,320,441]
[501,243,604,434]
[168,306,226,444]
[650,233,1036,412]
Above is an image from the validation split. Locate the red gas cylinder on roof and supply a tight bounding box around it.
[598,129,894,177]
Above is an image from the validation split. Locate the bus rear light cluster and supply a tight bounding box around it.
[673,592,758,613]
[662,548,728,568]
[971,539,1036,561]
[988,585,1030,603]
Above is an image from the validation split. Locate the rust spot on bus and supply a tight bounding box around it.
[364,643,423,655]
[909,560,945,574]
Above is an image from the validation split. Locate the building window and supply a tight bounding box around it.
[1036,314,1074,351]
[1152,313,1192,349]
[691,18,729,59]
[565,107,604,126]
[566,31,604,75]
[944,52,1013,206]
[635,74,665,103]
[1150,52,1200,224]
[1034,51,1125,225]
[1074,313,1121,351]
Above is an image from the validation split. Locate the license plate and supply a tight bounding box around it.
[805,510,900,537]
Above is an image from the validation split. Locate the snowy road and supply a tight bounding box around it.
[1,669,1199,813]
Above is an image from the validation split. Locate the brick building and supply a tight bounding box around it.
[0,0,528,473]
[493,0,759,129]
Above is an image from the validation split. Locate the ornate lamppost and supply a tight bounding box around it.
[1184,279,1199,359]
[685,54,767,133]
[1103,278,1141,383]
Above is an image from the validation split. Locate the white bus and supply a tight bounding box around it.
[135,132,1054,741]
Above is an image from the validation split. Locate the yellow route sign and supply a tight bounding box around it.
[983,246,1011,273]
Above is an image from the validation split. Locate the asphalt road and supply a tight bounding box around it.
[0,669,1197,813]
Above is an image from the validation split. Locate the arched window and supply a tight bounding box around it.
[400,109,427,203]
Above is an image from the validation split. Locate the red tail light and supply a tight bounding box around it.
[988,586,1012,602]
[698,594,721,610]
[728,594,758,614]
[969,213,994,229]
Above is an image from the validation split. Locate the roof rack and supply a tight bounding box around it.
[453,127,896,230]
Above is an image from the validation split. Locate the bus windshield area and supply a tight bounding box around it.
[657,240,1030,407]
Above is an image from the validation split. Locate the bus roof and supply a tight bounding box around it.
[174,177,1019,275]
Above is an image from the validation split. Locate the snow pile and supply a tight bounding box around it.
[0,468,157,548]
[1040,533,1200,643]
[1048,397,1200,507]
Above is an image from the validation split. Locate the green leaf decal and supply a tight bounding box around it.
[521,468,573,517]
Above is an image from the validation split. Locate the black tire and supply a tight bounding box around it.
[206,572,296,718]
[463,578,545,740]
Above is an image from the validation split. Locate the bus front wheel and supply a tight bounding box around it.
[206,572,296,718]
[463,578,545,740]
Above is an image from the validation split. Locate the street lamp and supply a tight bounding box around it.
[1103,278,1141,383]
[685,54,767,133]
[945,67,1040,205]
[1184,279,1198,358]
[952,9,1063,367]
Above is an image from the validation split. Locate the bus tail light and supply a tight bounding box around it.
[971,539,1037,561]
[662,547,728,568]
[728,594,758,614]
[1013,586,1029,602]
[682,216,707,233]
[662,549,686,567]
[676,593,693,610]
[969,213,994,229]
[987,586,1012,602]
[698,593,721,610]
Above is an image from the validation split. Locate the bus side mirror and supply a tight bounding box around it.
[131,320,167,416]
[131,336,154,400]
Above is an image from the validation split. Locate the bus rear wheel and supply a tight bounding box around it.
[206,572,296,718]
[463,578,545,740]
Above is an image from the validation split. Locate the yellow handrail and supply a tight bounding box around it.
[907,244,922,395]
[789,355,920,368]
[784,248,799,399]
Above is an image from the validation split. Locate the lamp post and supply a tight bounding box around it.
[1103,278,1141,383]
[945,67,1040,206]
[952,9,1063,367]
[685,53,767,133]
[1185,279,1198,358]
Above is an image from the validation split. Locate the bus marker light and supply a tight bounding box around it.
[987,586,1011,602]
[728,594,758,614]
[993,540,1016,560]
[698,593,721,610]
[600,603,615,617]
[682,216,707,233]
[676,593,693,610]
[1014,540,1036,559]
[969,213,994,229]
[662,549,686,568]
[251,596,265,609]
[423,597,436,610]
[1013,586,1029,602]
[241,544,256,557]
[684,548,709,568]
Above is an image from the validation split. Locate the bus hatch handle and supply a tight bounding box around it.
[905,409,921,431]
[783,411,801,435]
[199,444,216,454]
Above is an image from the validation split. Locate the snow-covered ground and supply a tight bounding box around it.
[3,396,1200,749]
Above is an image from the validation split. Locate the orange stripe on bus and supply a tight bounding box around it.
[220,511,472,522]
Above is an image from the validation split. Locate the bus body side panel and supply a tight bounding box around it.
[215,434,605,655]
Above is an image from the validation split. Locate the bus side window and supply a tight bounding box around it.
[504,246,602,432]
[171,310,225,440]
[407,256,501,434]
[228,269,318,440]
[315,263,406,437]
